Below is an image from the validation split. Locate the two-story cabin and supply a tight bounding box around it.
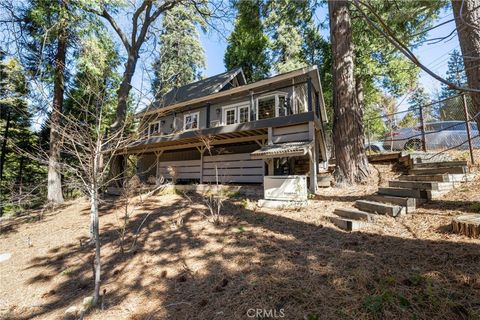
[123,66,329,192]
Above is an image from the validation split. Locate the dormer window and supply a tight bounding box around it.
[184,112,199,130]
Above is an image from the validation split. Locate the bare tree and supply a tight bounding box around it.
[83,0,214,184]
[329,0,370,185]
[57,96,131,308]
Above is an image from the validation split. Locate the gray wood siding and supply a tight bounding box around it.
[203,153,264,183]
[272,124,310,143]
[138,145,264,184]
[158,159,201,181]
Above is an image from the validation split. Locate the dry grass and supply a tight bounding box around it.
[1,166,480,319]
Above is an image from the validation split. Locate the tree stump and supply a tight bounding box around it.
[452,214,480,238]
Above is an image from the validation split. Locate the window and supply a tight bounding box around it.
[277,96,287,117]
[239,106,249,123]
[148,121,160,137]
[184,112,199,130]
[225,107,236,125]
[257,96,275,120]
[425,123,443,132]
[256,94,288,120]
[222,103,250,125]
[452,123,467,131]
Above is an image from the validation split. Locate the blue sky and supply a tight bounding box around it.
[195,5,460,98]
[124,4,461,113]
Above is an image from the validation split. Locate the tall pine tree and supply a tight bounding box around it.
[436,50,466,120]
[0,51,42,215]
[21,0,76,203]
[152,4,206,98]
[264,0,309,73]
[224,0,269,83]
[440,49,466,99]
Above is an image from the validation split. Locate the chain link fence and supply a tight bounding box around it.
[364,93,480,164]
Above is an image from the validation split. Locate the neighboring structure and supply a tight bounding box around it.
[122,66,329,192]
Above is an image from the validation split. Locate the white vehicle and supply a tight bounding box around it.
[383,121,480,151]
[365,141,386,153]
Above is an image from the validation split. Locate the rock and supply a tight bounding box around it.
[0,253,11,263]
[65,305,79,316]
[82,296,93,310]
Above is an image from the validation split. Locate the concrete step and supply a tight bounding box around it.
[389,180,440,191]
[329,216,369,231]
[355,200,404,217]
[334,208,375,222]
[398,174,450,182]
[368,195,420,214]
[412,160,468,169]
[398,173,475,183]
[369,194,419,207]
[378,187,428,199]
[409,166,468,175]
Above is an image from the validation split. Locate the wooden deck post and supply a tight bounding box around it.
[267,159,274,176]
[307,76,313,112]
[197,146,205,184]
[250,90,255,121]
[205,103,211,128]
[308,122,318,193]
[155,150,164,185]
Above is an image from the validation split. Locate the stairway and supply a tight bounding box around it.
[330,159,475,231]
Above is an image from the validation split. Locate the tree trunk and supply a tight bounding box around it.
[113,52,137,132]
[0,109,11,182]
[91,189,101,306]
[47,24,67,204]
[17,155,24,194]
[451,0,480,130]
[329,0,370,185]
[110,51,138,187]
[355,74,365,108]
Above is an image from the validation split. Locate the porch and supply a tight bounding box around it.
[121,112,328,193]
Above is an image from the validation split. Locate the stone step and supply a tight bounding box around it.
[412,160,468,169]
[333,208,375,222]
[378,187,428,199]
[368,195,420,214]
[409,166,468,175]
[354,200,404,217]
[329,216,369,231]
[389,180,440,191]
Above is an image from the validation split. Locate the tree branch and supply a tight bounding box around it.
[353,0,480,93]
[100,8,131,51]
[132,0,151,48]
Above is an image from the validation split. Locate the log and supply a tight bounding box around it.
[452,214,480,238]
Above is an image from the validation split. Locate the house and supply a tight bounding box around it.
[122,66,329,192]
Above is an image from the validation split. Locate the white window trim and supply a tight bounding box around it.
[223,106,237,126]
[255,93,288,120]
[238,105,250,124]
[148,121,161,138]
[183,112,200,131]
[221,102,250,125]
